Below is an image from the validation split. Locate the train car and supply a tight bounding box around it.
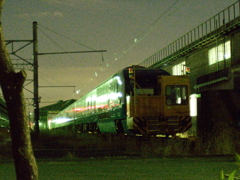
[0,98,9,128]
[49,66,191,136]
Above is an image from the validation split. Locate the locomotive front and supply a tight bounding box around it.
[124,66,191,136]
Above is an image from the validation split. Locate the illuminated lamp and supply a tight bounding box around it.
[128,68,134,79]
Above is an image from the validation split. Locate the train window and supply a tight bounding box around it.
[165,85,188,105]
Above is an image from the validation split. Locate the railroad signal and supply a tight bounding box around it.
[186,67,190,74]
[128,68,134,79]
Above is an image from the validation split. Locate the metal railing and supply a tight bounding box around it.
[139,1,240,68]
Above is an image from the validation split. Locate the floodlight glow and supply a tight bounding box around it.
[86,95,97,102]
[116,76,122,85]
[117,92,123,97]
[190,94,198,117]
[109,92,117,100]
[97,94,108,102]
[52,117,72,124]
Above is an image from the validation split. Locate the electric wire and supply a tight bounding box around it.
[38,24,95,51]
[98,1,182,93]
[36,0,182,103]
[39,72,73,87]
[92,0,182,78]
[38,27,67,53]
[122,0,181,54]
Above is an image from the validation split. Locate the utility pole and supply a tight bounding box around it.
[6,21,107,135]
[33,21,39,134]
[32,21,107,134]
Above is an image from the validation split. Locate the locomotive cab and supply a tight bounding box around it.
[158,75,190,117]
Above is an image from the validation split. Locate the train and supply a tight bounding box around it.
[0,98,9,128]
[48,65,191,136]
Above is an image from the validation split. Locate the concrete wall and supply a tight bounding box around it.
[197,90,239,154]
[161,34,237,93]
[232,31,240,65]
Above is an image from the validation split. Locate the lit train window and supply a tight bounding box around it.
[165,85,188,105]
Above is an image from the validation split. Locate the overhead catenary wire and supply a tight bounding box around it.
[38,27,67,53]
[36,0,182,102]
[94,0,182,74]
[38,24,96,51]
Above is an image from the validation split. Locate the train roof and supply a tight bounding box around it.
[92,65,170,91]
[40,99,76,112]
[122,65,170,75]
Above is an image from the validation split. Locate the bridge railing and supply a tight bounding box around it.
[139,1,240,68]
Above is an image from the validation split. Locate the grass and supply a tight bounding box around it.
[0,130,239,159]
[220,153,240,180]
[1,130,239,179]
[29,131,199,158]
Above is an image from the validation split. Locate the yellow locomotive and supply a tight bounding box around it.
[127,74,191,136]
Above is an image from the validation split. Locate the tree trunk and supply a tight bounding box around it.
[0,0,38,179]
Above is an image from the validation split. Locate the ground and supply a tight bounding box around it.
[0,156,238,180]
[0,132,239,179]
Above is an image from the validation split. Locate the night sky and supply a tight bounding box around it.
[1,0,236,108]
